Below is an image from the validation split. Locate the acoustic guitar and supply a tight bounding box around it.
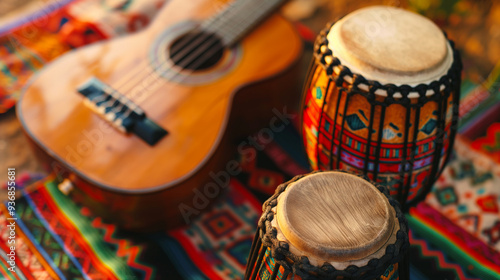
[17,0,302,231]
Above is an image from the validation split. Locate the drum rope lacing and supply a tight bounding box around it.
[304,22,463,208]
[314,22,463,102]
[247,170,409,280]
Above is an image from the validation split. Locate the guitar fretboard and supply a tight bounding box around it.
[202,0,285,46]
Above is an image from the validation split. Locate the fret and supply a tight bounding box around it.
[202,0,284,46]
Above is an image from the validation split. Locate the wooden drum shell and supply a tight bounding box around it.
[244,171,410,280]
[245,233,405,280]
[301,25,462,206]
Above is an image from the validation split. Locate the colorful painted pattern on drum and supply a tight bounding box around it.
[381,264,399,280]
[302,64,455,203]
[258,247,286,280]
[255,247,400,280]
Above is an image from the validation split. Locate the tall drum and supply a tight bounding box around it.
[301,6,462,206]
[244,171,409,280]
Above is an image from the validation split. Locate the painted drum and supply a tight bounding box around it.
[301,6,462,206]
[244,171,409,280]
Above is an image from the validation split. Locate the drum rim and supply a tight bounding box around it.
[276,171,396,262]
[327,6,453,86]
[313,21,462,99]
[257,170,409,280]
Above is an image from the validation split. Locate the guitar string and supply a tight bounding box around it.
[95,1,267,119]
[109,0,248,94]
[111,26,213,92]
[118,0,269,98]
[164,0,250,64]
[95,0,251,118]
[220,0,276,44]
[111,0,272,119]
[123,0,273,103]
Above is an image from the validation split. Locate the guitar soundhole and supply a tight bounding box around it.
[168,31,225,71]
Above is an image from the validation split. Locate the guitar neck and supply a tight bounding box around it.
[202,0,286,46]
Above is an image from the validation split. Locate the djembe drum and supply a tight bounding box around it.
[244,171,409,280]
[301,6,462,206]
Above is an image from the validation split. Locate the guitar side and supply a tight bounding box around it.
[17,0,302,231]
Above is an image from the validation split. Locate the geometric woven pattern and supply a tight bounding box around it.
[0,0,167,113]
[1,124,498,279]
[301,30,461,206]
[420,142,500,279]
[408,229,481,280]
[471,123,500,164]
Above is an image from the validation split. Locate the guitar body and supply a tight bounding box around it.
[17,0,302,231]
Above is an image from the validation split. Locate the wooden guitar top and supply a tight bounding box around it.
[17,0,302,192]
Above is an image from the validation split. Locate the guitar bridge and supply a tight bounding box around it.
[77,77,167,146]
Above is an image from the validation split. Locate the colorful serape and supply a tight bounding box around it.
[2,64,499,279]
[0,0,167,113]
[471,123,500,164]
[2,0,499,114]
[2,117,498,279]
